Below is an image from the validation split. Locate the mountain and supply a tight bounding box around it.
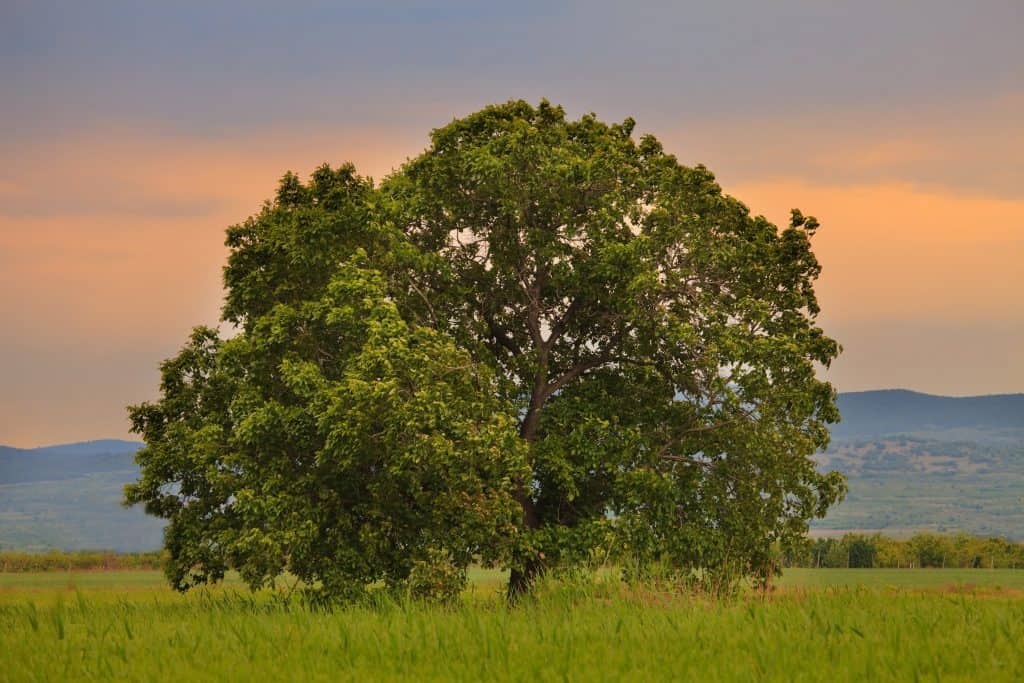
[2,390,1022,550]
[0,440,164,551]
[0,440,142,484]
[832,390,1024,439]
[817,390,1024,540]
[30,439,141,456]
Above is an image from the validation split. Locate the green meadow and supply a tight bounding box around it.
[3,569,1024,681]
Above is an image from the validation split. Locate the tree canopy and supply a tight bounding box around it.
[128,100,845,602]
[127,169,526,602]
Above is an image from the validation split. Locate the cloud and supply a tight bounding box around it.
[0,123,433,350]
[655,92,1024,201]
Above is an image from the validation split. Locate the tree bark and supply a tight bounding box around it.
[507,491,541,601]
[508,380,546,601]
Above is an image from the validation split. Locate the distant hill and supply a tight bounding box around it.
[0,440,141,484]
[35,439,141,455]
[832,390,1024,439]
[819,390,1024,540]
[0,440,163,551]
[2,389,1023,550]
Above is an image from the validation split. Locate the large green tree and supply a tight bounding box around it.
[127,167,526,602]
[128,101,844,602]
[382,100,845,595]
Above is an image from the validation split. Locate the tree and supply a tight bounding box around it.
[127,168,526,602]
[907,533,952,568]
[841,534,877,568]
[383,100,845,596]
[128,100,845,602]
[873,534,909,568]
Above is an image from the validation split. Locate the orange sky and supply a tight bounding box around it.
[1,2,1021,446]
[2,123,1021,447]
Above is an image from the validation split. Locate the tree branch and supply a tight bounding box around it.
[484,313,522,356]
[547,297,582,347]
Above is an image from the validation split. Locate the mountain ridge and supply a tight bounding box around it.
[0,439,142,456]
[5,389,1022,453]
[833,389,1024,439]
[2,389,1022,549]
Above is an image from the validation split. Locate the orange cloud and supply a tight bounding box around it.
[1,125,428,347]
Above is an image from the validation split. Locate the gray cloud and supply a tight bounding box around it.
[4,2,1020,197]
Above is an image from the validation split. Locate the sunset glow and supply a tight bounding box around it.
[1,2,1021,446]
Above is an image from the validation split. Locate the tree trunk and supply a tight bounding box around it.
[507,487,543,601]
[508,387,546,601]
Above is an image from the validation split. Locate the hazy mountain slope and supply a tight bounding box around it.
[0,440,140,484]
[2,391,1022,549]
[815,391,1024,539]
[814,435,1024,538]
[0,440,164,551]
[833,390,1024,439]
[31,439,141,456]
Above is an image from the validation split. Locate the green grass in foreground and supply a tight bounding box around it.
[2,570,1024,681]
[778,567,1024,590]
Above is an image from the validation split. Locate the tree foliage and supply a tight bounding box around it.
[127,169,526,602]
[128,100,844,601]
[789,533,1024,569]
[384,100,844,594]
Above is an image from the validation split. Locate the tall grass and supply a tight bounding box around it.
[2,574,1023,681]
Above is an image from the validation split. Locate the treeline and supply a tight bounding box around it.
[0,550,165,572]
[785,533,1024,569]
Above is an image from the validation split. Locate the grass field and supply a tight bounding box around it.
[3,569,1024,681]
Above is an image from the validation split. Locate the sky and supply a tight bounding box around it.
[1,1,1022,447]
